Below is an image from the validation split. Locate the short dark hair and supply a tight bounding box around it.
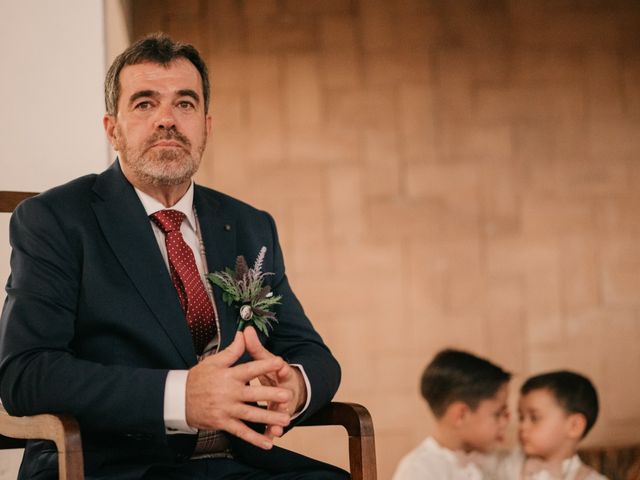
[521,370,599,438]
[420,349,511,418]
[104,33,210,115]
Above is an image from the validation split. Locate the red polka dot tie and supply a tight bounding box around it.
[150,209,216,354]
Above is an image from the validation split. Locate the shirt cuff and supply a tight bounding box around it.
[290,364,311,420]
[164,370,197,434]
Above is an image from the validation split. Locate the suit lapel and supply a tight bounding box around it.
[193,187,238,350]
[91,162,196,366]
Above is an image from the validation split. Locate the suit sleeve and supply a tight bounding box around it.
[0,197,167,435]
[262,212,341,423]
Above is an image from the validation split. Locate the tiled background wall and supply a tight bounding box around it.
[132,1,640,478]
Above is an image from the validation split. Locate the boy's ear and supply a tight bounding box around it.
[566,413,587,440]
[446,401,471,426]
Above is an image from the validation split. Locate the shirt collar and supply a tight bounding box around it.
[134,182,196,231]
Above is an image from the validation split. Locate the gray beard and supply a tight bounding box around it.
[116,127,206,187]
[126,148,200,187]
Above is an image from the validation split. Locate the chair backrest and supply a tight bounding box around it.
[0,191,38,214]
[0,191,38,451]
[0,192,86,479]
[0,190,38,301]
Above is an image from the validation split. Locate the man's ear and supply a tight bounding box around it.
[445,401,471,426]
[205,113,212,137]
[566,413,587,440]
[103,114,118,149]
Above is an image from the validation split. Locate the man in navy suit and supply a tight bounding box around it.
[0,34,345,479]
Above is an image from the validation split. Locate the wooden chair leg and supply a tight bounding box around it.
[348,431,376,480]
[300,402,377,480]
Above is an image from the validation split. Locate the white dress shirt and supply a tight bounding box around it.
[495,449,608,480]
[392,437,495,480]
[134,183,311,434]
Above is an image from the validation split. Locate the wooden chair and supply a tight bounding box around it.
[299,402,376,480]
[0,406,84,480]
[0,191,377,480]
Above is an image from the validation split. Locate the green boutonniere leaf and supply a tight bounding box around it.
[207,246,282,336]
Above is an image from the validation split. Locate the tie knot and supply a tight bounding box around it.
[150,209,186,234]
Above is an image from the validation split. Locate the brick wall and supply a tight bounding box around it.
[133,1,640,478]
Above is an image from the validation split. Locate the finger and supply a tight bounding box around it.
[258,373,277,387]
[274,362,292,383]
[265,424,284,440]
[233,357,285,382]
[211,332,245,367]
[239,384,293,404]
[225,418,274,450]
[270,399,293,417]
[272,400,290,413]
[243,326,273,361]
[231,402,290,427]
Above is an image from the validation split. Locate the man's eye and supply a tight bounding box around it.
[135,101,152,110]
[178,101,195,109]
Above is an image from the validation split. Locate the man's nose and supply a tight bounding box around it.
[154,105,176,129]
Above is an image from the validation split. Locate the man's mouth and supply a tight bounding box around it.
[152,141,184,148]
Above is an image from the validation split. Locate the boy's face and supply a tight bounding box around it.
[461,383,510,452]
[518,388,580,460]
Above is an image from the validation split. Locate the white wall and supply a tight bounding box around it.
[0,1,109,191]
[0,0,123,476]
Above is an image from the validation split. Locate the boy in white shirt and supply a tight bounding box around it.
[393,349,511,480]
[497,370,608,480]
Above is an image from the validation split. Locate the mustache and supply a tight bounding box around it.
[146,128,191,148]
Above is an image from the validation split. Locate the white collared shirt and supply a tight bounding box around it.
[134,183,311,434]
[392,437,495,480]
[495,449,608,480]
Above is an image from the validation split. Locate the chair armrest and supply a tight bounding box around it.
[300,402,377,480]
[0,405,84,479]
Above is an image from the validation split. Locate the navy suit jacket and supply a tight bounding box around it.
[0,161,341,479]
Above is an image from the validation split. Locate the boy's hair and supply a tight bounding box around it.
[420,349,511,418]
[521,370,599,438]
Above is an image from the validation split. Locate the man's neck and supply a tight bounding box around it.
[134,182,190,208]
[121,165,191,207]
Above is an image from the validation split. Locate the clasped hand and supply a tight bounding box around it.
[185,326,307,450]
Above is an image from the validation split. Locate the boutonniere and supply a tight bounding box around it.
[207,246,282,336]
